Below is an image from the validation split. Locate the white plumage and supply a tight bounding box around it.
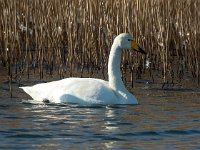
[20,33,146,105]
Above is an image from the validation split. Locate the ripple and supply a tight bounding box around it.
[74,105,105,109]
[144,95,176,99]
[164,129,200,135]
[1,88,200,150]
[99,135,126,141]
[116,131,160,137]
[58,133,82,137]
[0,104,11,109]
[6,133,52,138]
[144,87,195,93]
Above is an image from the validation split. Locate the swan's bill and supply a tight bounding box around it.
[131,40,146,54]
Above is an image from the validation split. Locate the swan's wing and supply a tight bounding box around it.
[20,78,118,104]
[51,78,118,104]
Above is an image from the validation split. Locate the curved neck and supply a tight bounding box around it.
[108,44,126,91]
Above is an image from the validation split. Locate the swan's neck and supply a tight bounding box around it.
[108,43,138,104]
[108,44,127,92]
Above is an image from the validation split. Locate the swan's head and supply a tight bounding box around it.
[114,33,146,54]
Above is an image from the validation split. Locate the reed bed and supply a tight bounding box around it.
[0,0,200,95]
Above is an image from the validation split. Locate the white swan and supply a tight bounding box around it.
[20,33,146,105]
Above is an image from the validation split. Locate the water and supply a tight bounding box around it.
[0,79,200,149]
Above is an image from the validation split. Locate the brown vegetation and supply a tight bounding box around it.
[0,0,200,93]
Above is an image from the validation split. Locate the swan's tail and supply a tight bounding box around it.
[20,86,41,100]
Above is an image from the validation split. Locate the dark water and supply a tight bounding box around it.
[0,80,200,149]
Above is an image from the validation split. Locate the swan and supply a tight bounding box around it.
[20,33,146,105]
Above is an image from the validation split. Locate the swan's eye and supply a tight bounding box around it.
[128,39,132,41]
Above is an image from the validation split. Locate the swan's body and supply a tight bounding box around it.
[20,33,146,105]
[21,78,136,105]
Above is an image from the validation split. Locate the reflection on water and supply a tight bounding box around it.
[0,79,200,149]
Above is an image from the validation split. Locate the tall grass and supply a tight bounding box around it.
[0,0,200,90]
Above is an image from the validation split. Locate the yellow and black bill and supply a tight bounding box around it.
[131,40,146,55]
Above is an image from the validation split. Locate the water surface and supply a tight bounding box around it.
[0,79,200,149]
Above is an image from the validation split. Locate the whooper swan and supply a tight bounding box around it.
[20,33,146,105]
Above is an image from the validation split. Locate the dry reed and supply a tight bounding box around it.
[0,0,200,90]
